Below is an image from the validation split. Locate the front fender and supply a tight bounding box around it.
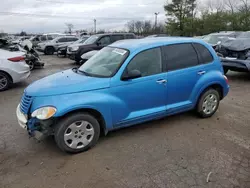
[31,89,115,131]
[191,70,229,106]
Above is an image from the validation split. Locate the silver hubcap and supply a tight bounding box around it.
[0,75,7,89]
[202,94,218,115]
[64,121,94,149]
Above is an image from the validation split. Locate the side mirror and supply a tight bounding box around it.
[96,41,101,46]
[122,69,142,80]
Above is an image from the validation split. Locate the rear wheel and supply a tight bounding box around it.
[196,89,220,118]
[54,113,100,153]
[0,72,12,91]
[44,46,54,55]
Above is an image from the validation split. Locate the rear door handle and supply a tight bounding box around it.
[197,71,206,75]
[156,79,167,84]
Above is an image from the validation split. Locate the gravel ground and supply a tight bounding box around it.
[0,55,250,188]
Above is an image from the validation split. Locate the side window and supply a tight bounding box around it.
[58,37,67,42]
[47,35,53,40]
[112,35,124,42]
[163,43,199,71]
[125,34,135,39]
[193,43,214,64]
[68,37,78,42]
[126,48,162,77]
[98,36,111,45]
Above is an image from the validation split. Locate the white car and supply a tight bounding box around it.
[0,49,30,91]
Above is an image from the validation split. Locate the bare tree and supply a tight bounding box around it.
[126,20,135,32]
[65,23,74,34]
[135,21,143,35]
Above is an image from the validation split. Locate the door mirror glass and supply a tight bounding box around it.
[122,69,141,80]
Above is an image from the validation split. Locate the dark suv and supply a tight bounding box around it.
[67,33,136,63]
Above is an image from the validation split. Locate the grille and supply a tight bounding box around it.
[20,93,33,114]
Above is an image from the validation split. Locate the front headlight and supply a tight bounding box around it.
[31,106,57,120]
[71,46,79,51]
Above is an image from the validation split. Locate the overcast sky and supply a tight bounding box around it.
[0,0,167,33]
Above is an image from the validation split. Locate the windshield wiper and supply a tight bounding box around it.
[77,69,92,77]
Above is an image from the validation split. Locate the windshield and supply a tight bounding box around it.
[237,32,250,38]
[79,47,129,77]
[74,37,88,44]
[50,37,59,43]
[83,35,99,45]
[203,34,227,44]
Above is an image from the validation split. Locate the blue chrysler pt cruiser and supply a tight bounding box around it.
[17,38,229,153]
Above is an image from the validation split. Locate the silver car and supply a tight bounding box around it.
[0,49,30,91]
[37,36,79,55]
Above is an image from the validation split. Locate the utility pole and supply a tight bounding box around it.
[154,12,159,32]
[94,19,96,34]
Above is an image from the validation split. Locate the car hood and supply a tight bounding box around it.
[25,69,110,97]
[221,38,250,51]
[68,43,83,48]
[68,43,94,49]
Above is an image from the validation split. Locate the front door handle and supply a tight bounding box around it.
[197,71,206,75]
[156,79,167,84]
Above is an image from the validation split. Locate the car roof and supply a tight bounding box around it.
[109,37,207,52]
[94,33,135,37]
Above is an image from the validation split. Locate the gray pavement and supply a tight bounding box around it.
[0,55,250,188]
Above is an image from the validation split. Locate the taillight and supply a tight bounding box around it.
[224,75,229,84]
[8,56,25,62]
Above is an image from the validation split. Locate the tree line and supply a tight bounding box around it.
[126,0,250,37]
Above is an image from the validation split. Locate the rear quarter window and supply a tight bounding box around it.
[193,43,214,64]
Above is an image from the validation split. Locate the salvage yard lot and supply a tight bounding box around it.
[0,55,250,188]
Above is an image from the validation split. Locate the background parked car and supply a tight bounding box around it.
[68,33,136,63]
[80,50,98,64]
[29,35,42,48]
[37,36,79,55]
[0,49,30,91]
[202,32,240,48]
[57,36,89,57]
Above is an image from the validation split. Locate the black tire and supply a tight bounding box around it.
[54,113,100,153]
[27,61,35,70]
[223,67,229,75]
[44,46,54,55]
[196,88,220,118]
[0,71,12,91]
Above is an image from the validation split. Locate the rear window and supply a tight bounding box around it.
[193,43,214,64]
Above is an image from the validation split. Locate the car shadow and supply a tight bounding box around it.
[226,71,250,81]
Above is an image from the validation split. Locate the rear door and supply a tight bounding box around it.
[162,43,202,112]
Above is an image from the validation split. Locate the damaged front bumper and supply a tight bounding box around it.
[16,104,54,140]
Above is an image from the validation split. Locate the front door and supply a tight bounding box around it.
[162,43,201,112]
[110,47,167,127]
[95,36,111,50]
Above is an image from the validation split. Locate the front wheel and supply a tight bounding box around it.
[44,47,54,55]
[54,113,100,153]
[196,89,220,118]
